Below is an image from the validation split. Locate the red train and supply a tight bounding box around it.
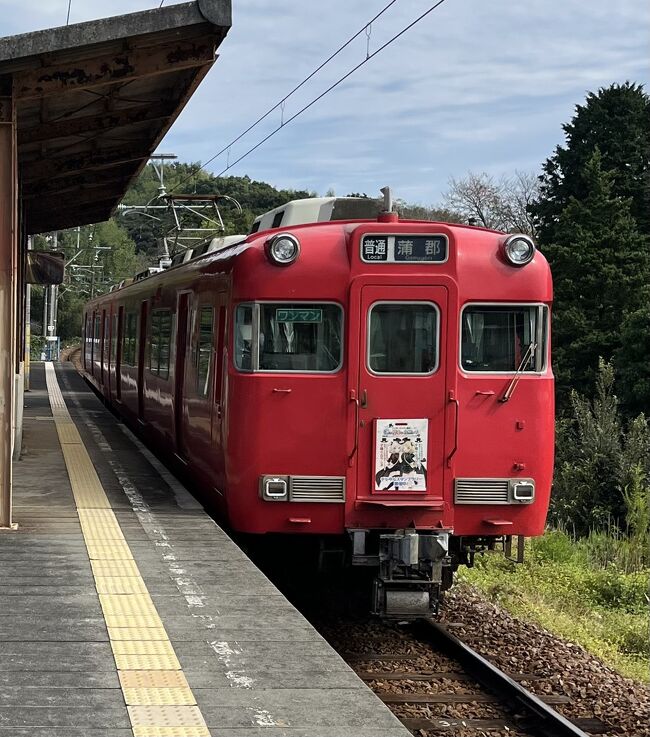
[82,193,554,618]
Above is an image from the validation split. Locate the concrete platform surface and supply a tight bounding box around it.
[0,362,409,737]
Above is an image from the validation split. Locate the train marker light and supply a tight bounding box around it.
[503,234,535,266]
[261,476,289,501]
[509,480,535,503]
[266,233,300,266]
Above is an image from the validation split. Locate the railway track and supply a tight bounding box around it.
[342,620,609,737]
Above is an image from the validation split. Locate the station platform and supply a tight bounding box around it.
[0,361,409,737]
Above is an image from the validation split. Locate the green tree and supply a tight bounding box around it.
[533,82,650,239]
[615,290,650,416]
[93,220,139,281]
[540,151,650,409]
[551,360,650,536]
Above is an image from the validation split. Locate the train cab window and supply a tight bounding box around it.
[197,306,214,396]
[234,302,343,372]
[122,312,138,366]
[368,302,439,374]
[235,304,253,371]
[461,304,547,372]
[149,309,172,379]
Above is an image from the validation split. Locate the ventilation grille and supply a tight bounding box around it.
[455,478,509,505]
[289,476,346,503]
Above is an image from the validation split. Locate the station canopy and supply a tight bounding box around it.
[0,0,231,235]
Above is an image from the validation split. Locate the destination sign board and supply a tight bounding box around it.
[361,234,447,263]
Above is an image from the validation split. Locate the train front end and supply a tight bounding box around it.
[226,197,554,619]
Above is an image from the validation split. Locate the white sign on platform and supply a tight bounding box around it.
[374,418,428,492]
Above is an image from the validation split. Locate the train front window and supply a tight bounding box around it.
[368,302,439,374]
[234,302,343,372]
[461,305,547,372]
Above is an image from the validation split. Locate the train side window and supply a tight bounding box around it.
[197,306,214,396]
[149,309,172,379]
[84,314,91,367]
[461,304,548,373]
[110,314,118,365]
[93,314,101,369]
[368,302,439,375]
[122,312,138,366]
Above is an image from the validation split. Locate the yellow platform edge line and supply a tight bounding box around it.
[44,363,212,737]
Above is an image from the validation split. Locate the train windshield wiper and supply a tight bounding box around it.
[499,342,537,403]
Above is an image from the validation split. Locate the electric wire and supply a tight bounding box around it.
[170,0,401,192]
[66,0,72,25]
[213,0,449,179]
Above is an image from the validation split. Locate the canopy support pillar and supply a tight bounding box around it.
[0,77,16,529]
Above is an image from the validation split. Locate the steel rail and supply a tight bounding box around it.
[417,620,591,737]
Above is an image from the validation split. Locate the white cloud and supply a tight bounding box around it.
[1,0,648,203]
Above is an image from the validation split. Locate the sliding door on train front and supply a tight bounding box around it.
[355,285,448,507]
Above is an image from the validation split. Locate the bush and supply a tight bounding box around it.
[30,335,45,360]
[551,359,650,536]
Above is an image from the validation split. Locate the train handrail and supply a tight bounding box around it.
[447,390,459,468]
[348,389,360,467]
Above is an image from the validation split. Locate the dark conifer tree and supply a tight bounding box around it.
[533,82,650,240]
[542,151,650,411]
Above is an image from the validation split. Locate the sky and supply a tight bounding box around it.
[1,0,648,206]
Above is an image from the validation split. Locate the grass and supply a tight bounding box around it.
[458,529,650,682]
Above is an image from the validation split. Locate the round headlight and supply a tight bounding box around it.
[503,234,535,266]
[266,233,300,266]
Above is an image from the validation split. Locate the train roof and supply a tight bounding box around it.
[250,197,382,233]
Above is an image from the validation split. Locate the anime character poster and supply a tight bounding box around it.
[374,419,428,491]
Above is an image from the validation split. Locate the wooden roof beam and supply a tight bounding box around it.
[18,101,173,145]
[14,36,215,101]
[28,201,119,233]
[22,167,134,199]
[21,144,150,182]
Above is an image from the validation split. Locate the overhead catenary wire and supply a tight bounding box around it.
[171,0,401,192]
[213,0,449,179]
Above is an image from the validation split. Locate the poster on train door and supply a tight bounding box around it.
[374,419,428,492]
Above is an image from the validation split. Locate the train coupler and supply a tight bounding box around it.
[372,529,451,620]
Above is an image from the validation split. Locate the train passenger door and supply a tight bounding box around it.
[211,297,227,450]
[179,295,224,482]
[101,310,109,388]
[116,306,123,402]
[355,285,448,504]
[137,301,148,421]
[174,292,191,459]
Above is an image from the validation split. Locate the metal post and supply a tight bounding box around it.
[0,79,16,529]
[42,284,48,337]
[24,236,31,390]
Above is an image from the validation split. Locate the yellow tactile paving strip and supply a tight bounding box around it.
[44,363,209,737]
